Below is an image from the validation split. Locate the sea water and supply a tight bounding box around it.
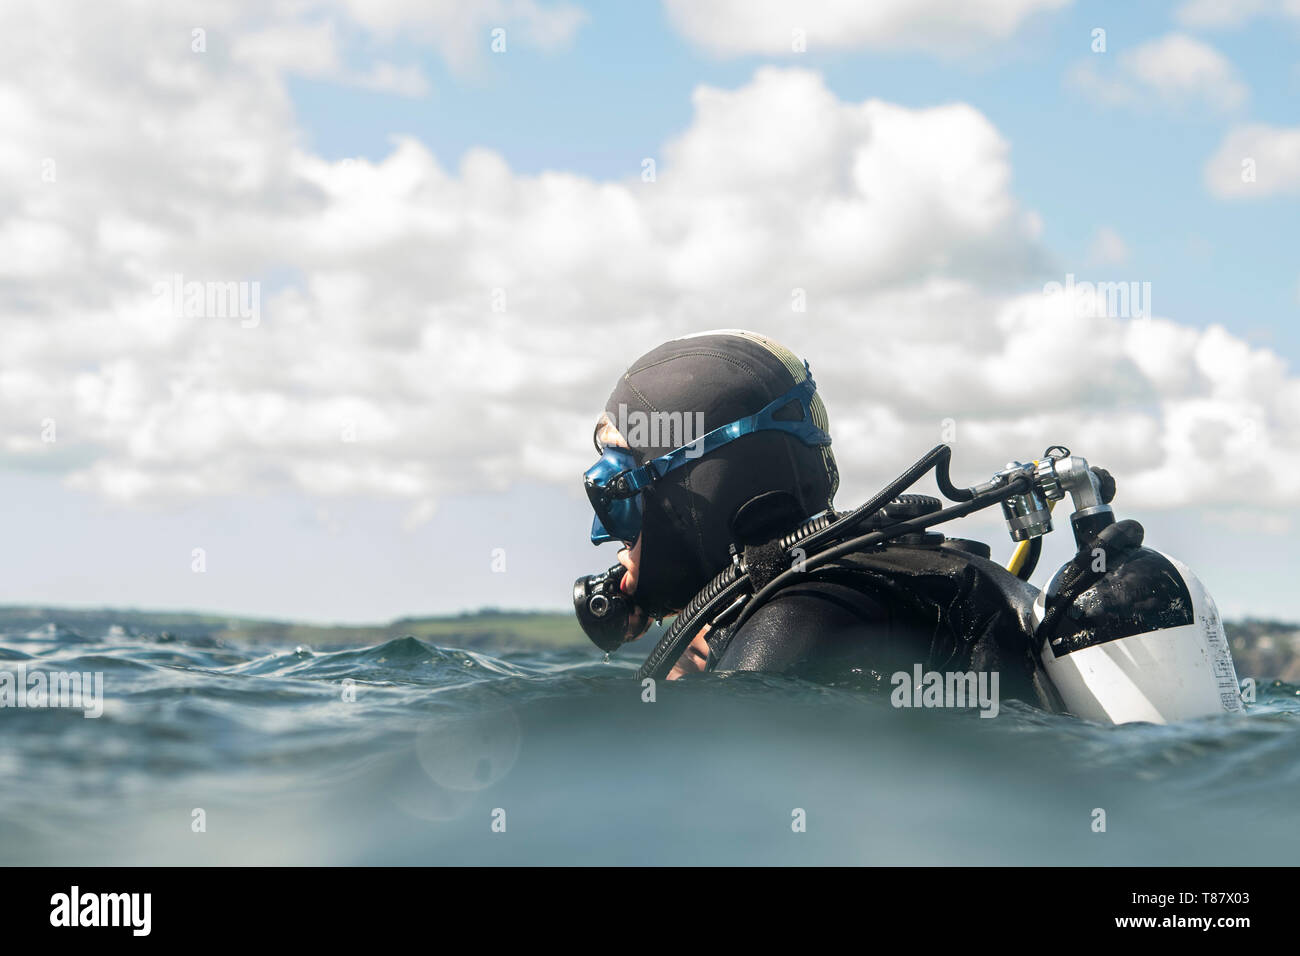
[1,620,1297,865]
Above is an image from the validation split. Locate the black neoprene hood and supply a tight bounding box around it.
[602,330,839,614]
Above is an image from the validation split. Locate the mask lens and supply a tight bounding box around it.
[584,446,644,545]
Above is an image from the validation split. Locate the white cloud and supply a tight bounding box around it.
[662,0,1071,56]
[1068,32,1248,112]
[227,0,588,89]
[333,0,587,72]
[2,5,1298,526]
[1087,227,1129,266]
[1175,0,1300,28]
[1204,124,1300,197]
[232,20,430,96]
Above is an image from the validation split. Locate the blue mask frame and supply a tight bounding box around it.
[584,362,832,545]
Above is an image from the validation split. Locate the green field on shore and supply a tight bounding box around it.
[0,605,586,650]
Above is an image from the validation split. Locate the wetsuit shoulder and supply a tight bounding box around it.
[711,577,926,680]
[709,544,1046,700]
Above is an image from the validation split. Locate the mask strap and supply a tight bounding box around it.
[617,363,829,493]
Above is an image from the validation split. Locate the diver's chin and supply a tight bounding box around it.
[624,610,651,643]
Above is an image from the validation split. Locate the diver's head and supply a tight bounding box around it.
[583,330,839,619]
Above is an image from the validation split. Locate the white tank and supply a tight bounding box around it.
[1034,551,1244,725]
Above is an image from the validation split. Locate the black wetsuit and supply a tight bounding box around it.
[704,540,1055,707]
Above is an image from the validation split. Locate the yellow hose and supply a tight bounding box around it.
[1005,537,1034,577]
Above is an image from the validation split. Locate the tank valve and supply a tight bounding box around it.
[1033,453,1115,547]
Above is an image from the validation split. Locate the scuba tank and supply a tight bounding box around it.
[1028,455,1244,725]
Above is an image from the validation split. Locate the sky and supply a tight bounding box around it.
[1,0,1298,623]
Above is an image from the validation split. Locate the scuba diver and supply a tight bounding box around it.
[574,330,1245,725]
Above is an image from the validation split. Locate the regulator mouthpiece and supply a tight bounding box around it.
[573,563,634,653]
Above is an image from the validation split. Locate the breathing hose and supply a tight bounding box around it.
[634,444,1030,682]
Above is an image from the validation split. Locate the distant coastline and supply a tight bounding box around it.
[0,605,1295,680]
[0,605,583,651]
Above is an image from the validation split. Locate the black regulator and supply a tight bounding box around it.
[571,563,634,653]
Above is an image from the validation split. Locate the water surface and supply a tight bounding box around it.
[2,620,1296,865]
